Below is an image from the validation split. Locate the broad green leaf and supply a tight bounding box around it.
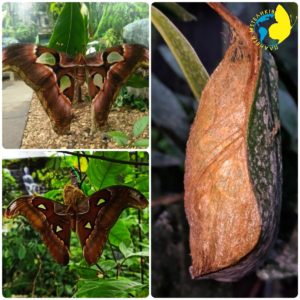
[124,174,149,194]
[99,260,116,271]
[152,6,209,100]
[18,244,26,260]
[109,219,131,247]
[119,240,133,258]
[86,152,130,189]
[43,189,62,200]
[133,116,148,137]
[74,267,98,279]
[126,250,149,259]
[154,3,197,21]
[74,278,143,297]
[107,131,129,146]
[134,139,149,148]
[48,3,88,56]
[126,73,149,88]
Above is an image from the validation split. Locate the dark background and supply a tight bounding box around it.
[151,2,298,297]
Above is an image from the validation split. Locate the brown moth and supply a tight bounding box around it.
[5,184,148,265]
[2,44,148,134]
[184,3,281,281]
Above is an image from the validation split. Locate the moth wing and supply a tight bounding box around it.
[5,195,71,265]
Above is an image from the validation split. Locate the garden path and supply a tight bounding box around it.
[2,80,32,148]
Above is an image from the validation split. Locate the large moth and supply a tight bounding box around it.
[2,44,149,134]
[5,184,148,265]
[184,4,281,281]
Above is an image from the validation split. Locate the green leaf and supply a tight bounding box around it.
[133,116,148,137]
[126,250,149,259]
[86,152,130,189]
[74,267,98,279]
[126,73,149,88]
[99,260,116,271]
[74,278,143,297]
[119,240,133,258]
[48,3,88,56]
[107,131,129,146]
[18,244,26,260]
[134,139,149,148]
[154,3,197,21]
[109,220,131,247]
[43,189,62,200]
[152,6,209,100]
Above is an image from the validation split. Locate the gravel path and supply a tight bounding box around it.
[21,94,148,149]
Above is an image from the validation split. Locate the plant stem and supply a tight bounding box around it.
[31,255,42,297]
[59,151,149,166]
[95,263,106,278]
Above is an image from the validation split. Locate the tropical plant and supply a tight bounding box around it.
[108,116,149,148]
[3,152,149,297]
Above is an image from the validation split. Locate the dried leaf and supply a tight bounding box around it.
[184,4,281,281]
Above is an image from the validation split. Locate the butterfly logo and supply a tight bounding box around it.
[269,4,297,44]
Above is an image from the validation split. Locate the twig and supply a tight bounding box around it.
[59,151,149,166]
[77,156,82,181]
[152,193,183,207]
[108,240,118,263]
[79,174,87,189]
[31,255,42,297]
[95,263,106,278]
[108,240,120,279]
[138,210,144,284]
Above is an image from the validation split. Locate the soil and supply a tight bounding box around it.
[21,93,148,149]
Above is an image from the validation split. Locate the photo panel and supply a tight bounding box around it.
[3,151,149,297]
[151,2,297,297]
[2,2,149,149]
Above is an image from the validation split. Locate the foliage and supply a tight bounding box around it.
[2,3,49,43]
[100,28,123,49]
[48,3,89,56]
[3,152,149,297]
[2,2,149,110]
[2,169,21,203]
[108,116,149,148]
[48,2,64,20]
[152,5,208,100]
[3,21,37,43]
[93,3,148,40]
[115,87,148,111]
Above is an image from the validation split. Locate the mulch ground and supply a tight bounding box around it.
[21,93,148,149]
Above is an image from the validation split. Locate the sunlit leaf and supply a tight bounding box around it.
[48,3,88,56]
[152,6,209,100]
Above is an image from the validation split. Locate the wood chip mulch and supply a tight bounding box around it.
[21,94,148,149]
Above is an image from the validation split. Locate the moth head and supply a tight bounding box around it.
[63,185,86,207]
